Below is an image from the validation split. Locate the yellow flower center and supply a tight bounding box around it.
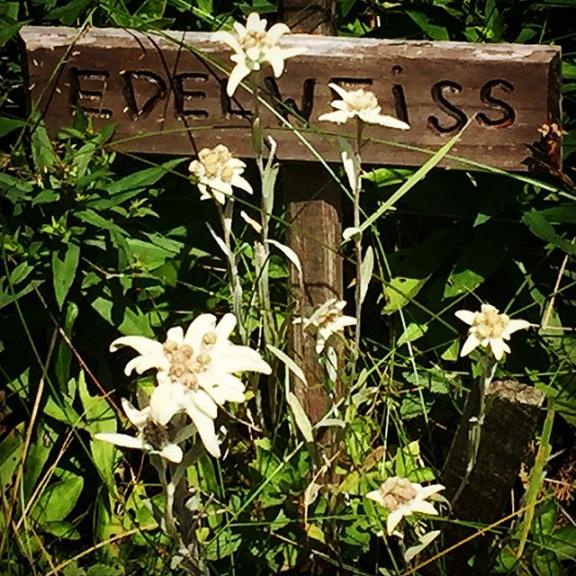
[346,89,379,113]
[241,30,269,53]
[472,307,509,340]
[163,335,217,390]
[379,478,418,511]
[196,146,236,184]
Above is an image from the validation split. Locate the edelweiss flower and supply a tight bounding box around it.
[110,313,271,457]
[95,398,183,463]
[366,477,445,535]
[294,298,356,354]
[189,144,252,205]
[455,304,530,360]
[212,12,303,97]
[319,83,411,129]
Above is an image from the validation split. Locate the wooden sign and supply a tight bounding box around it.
[22,26,561,171]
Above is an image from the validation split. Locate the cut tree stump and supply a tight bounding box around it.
[282,0,342,429]
[439,379,545,573]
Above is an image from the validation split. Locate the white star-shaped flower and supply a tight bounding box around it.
[366,477,445,535]
[212,12,303,97]
[95,398,183,463]
[294,298,356,354]
[110,313,271,457]
[319,83,411,129]
[455,304,530,360]
[189,144,252,205]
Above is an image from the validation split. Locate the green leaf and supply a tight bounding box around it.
[407,10,450,40]
[0,116,26,136]
[107,158,183,195]
[45,0,93,25]
[52,243,80,309]
[77,371,117,491]
[383,230,454,314]
[89,294,154,337]
[32,190,60,205]
[523,210,576,257]
[443,222,510,298]
[30,117,58,171]
[397,322,428,346]
[360,129,463,232]
[30,469,83,524]
[42,520,81,540]
[0,423,23,492]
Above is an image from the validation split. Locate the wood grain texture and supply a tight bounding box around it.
[439,380,545,572]
[22,26,561,170]
[282,0,341,428]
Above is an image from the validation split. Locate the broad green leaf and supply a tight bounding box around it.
[32,190,60,205]
[55,301,79,388]
[383,229,454,314]
[443,222,509,298]
[407,10,450,40]
[206,529,241,561]
[89,295,154,337]
[30,469,83,524]
[0,116,26,136]
[30,118,58,171]
[78,371,117,492]
[397,322,428,346]
[52,243,80,309]
[523,210,576,257]
[42,520,81,540]
[0,423,23,492]
[22,422,57,499]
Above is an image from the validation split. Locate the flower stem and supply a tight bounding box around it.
[452,354,498,505]
[250,72,275,347]
[216,200,247,344]
[352,119,364,367]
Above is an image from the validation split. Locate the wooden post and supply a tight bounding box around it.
[439,380,545,572]
[281,0,341,427]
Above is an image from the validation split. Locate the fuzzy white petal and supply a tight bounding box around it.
[454,310,476,325]
[95,432,144,450]
[460,334,480,357]
[266,22,291,42]
[327,83,350,101]
[318,110,352,124]
[227,61,251,97]
[160,443,183,463]
[504,319,531,337]
[110,335,163,355]
[386,509,404,536]
[121,398,148,428]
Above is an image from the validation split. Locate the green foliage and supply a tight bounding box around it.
[1,0,576,575]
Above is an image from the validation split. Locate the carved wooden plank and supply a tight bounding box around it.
[283,0,341,428]
[21,26,561,170]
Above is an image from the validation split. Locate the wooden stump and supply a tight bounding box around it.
[282,0,342,428]
[439,380,545,572]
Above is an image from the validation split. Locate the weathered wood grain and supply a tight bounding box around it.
[439,380,545,572]
[283,0,342,429]
[22,26,561,170]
